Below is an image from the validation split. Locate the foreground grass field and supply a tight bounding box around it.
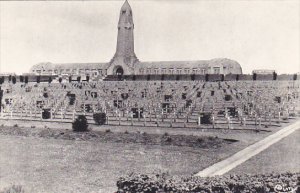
[0,119,298,192]
[229,129,300,174]
[0,135,235,192]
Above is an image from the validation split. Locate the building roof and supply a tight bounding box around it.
[30,62,110,71]
[137,60,209,69]
[137,58,241,70]
[30,58,242,74]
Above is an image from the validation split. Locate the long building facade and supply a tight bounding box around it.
[30,0,243,77]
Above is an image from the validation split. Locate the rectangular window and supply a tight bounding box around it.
[192,68,197,74]
[184,68,190,74]
[169,68,174,74]
[223,67,227,74]
[213,67,220,74]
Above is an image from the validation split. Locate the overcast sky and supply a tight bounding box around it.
[0,0,299,74]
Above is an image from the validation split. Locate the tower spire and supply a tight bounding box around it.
[110,0,138,72]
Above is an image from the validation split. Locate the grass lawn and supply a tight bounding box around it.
[0,119,297,192]
[0,133,240,193]
[228,129,300,175]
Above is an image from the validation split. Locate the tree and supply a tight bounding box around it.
[191,74,195,81]
[253,73,257,81]
[8,75,12,82]
[25,76,29,84]
[48,76,53,84]
[86,75,90,82]
[77,76,81,83]
[59,77,62,83]
[20,76,24,83]
[221,74,225,81]
[37,76,41,83]
[93,113,106,125]
[69,76,72,83]
[205,74,209,82]
[236,74,240,81]
[72,115,88,132]
[12,76,16,84]
[293,74,297,81]
[273,72,277,81]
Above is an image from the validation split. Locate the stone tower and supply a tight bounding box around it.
[107,0,138,75]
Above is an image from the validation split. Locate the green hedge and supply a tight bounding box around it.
[93,112,106,125]
[117,172,299,193]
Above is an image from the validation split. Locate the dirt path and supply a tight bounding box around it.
[195,120,300,177]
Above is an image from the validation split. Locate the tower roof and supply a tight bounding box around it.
[121,0,132,12]
[118,0,133,26]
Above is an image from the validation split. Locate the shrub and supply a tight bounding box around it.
[293,73,297,81]
[93,112,106,125]
[191,74,195,81]
[0,76,4,84]
[164,136,172,142]
[58,77,62,83]
[124,130,129,134]
[253,73,257,81]
[36,76,41,83]
[24,76,29,84]
[48,76,52,83]
[197,138,204,143]
[116,172,300,193]
[12,76,16,84]
[142,131,147,136]
[72,115,88,132]
[205,74,209,81]
[273,72,277,80]
[105,129,111,133]
[13,124,18,128]
[221,74,225,81]
[1,185,25,193]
